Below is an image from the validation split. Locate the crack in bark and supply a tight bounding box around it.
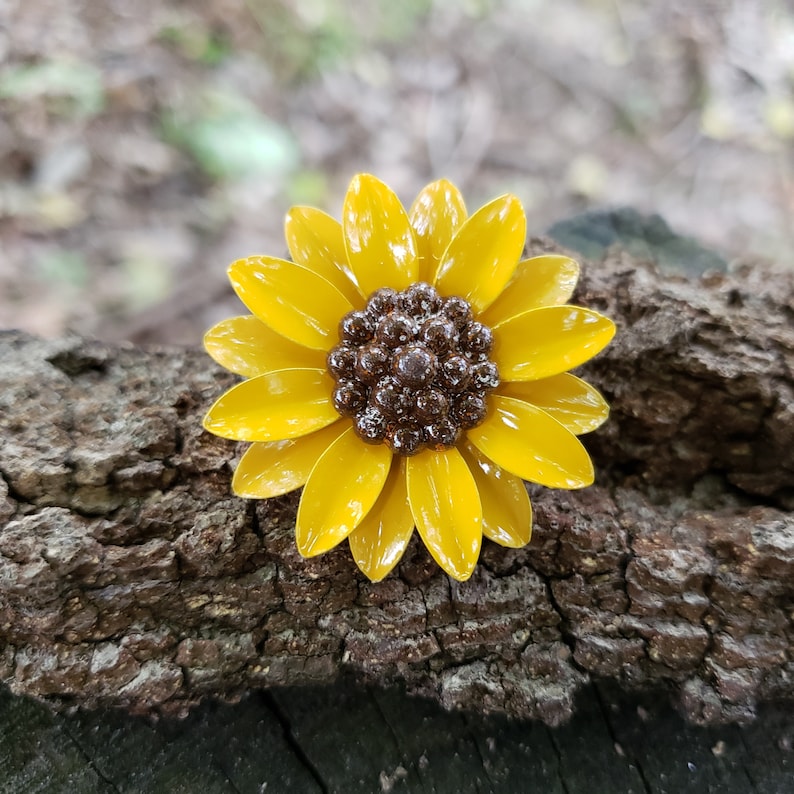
[60,722,123,794]
[459,711,499,792]
[591,683,652,794]
[263,692,329,794]
[735,730,763,794]
[544,727,572,794]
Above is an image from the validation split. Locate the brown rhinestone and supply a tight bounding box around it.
[470,360,500,391]
[438,355,471,393]
[327,283,500,454]
[371,377,411,419]
[355,405,388,443]
[340,310,374,345]
[389,425,424,456]
[442,296,473,328]
[415,388,448,422]
[420,316,457,354]
[399,282,442,317]
[392,345,437,388]
[461,321,494,358]
[425,419,461,450]
[355,342,391,383]
[332,381,367,416]
[452,392,488,429]
[375,312,417,348]
[365,287,399,318]
[327,345,357,379]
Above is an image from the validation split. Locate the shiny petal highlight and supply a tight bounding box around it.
[343,174,419,296]
[500,374,610,435]
[462,444,532,548]
[203,368,338,442]
[285,206,364,306]
[409,179,467,283]
[467,395,594,489]
[433,194,525,313]
[296,426,392,557]
[232,421,347,498]
[228,256,353,351]
[406,448,482,581]
[494,306,616,382]
[481,255,580,326]
[204,315,325,378]
[348,458,414,582]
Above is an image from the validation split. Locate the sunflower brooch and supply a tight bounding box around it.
[203,174,615,582]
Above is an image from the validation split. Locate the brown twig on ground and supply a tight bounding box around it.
[1,239,793,725]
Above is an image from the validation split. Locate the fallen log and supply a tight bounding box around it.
[1,238,793,725]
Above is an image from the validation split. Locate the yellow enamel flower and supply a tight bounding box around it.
[203,174,615,582]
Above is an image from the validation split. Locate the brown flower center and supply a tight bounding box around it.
[327,282,500,456]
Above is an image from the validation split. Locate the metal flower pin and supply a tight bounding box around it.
[202,174,615,582]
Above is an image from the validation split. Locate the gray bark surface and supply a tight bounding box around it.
[2,238,793,725]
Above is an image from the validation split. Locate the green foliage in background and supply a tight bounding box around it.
[162,90,299,181]
[159,23,233,66]
[35,250,89,289]
[0,59,104,117]
[244,0,434,79]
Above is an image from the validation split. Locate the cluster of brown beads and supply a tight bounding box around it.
[327,282,500,456]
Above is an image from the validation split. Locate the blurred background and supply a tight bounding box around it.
[1,0,793,344]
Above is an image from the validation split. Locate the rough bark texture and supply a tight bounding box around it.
[1,239,793,725]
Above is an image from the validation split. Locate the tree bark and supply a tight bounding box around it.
[1,239,793,725]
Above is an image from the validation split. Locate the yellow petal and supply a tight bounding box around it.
[467,395,594,489]
[343,174,419,296]
[204,315,325,378]
[433,194,526,313]
[409,179,467,283]
[480,255,580,326]
[228,256,353,351]
[500,374,610,435]
[203,368,338,442]
[296,426,392,557]
[232,421,347,498]
[406,448,482,581]
[461,444,532,549]
[348,458,414,582]
[285,206,364,306]
[493,306,616,382]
